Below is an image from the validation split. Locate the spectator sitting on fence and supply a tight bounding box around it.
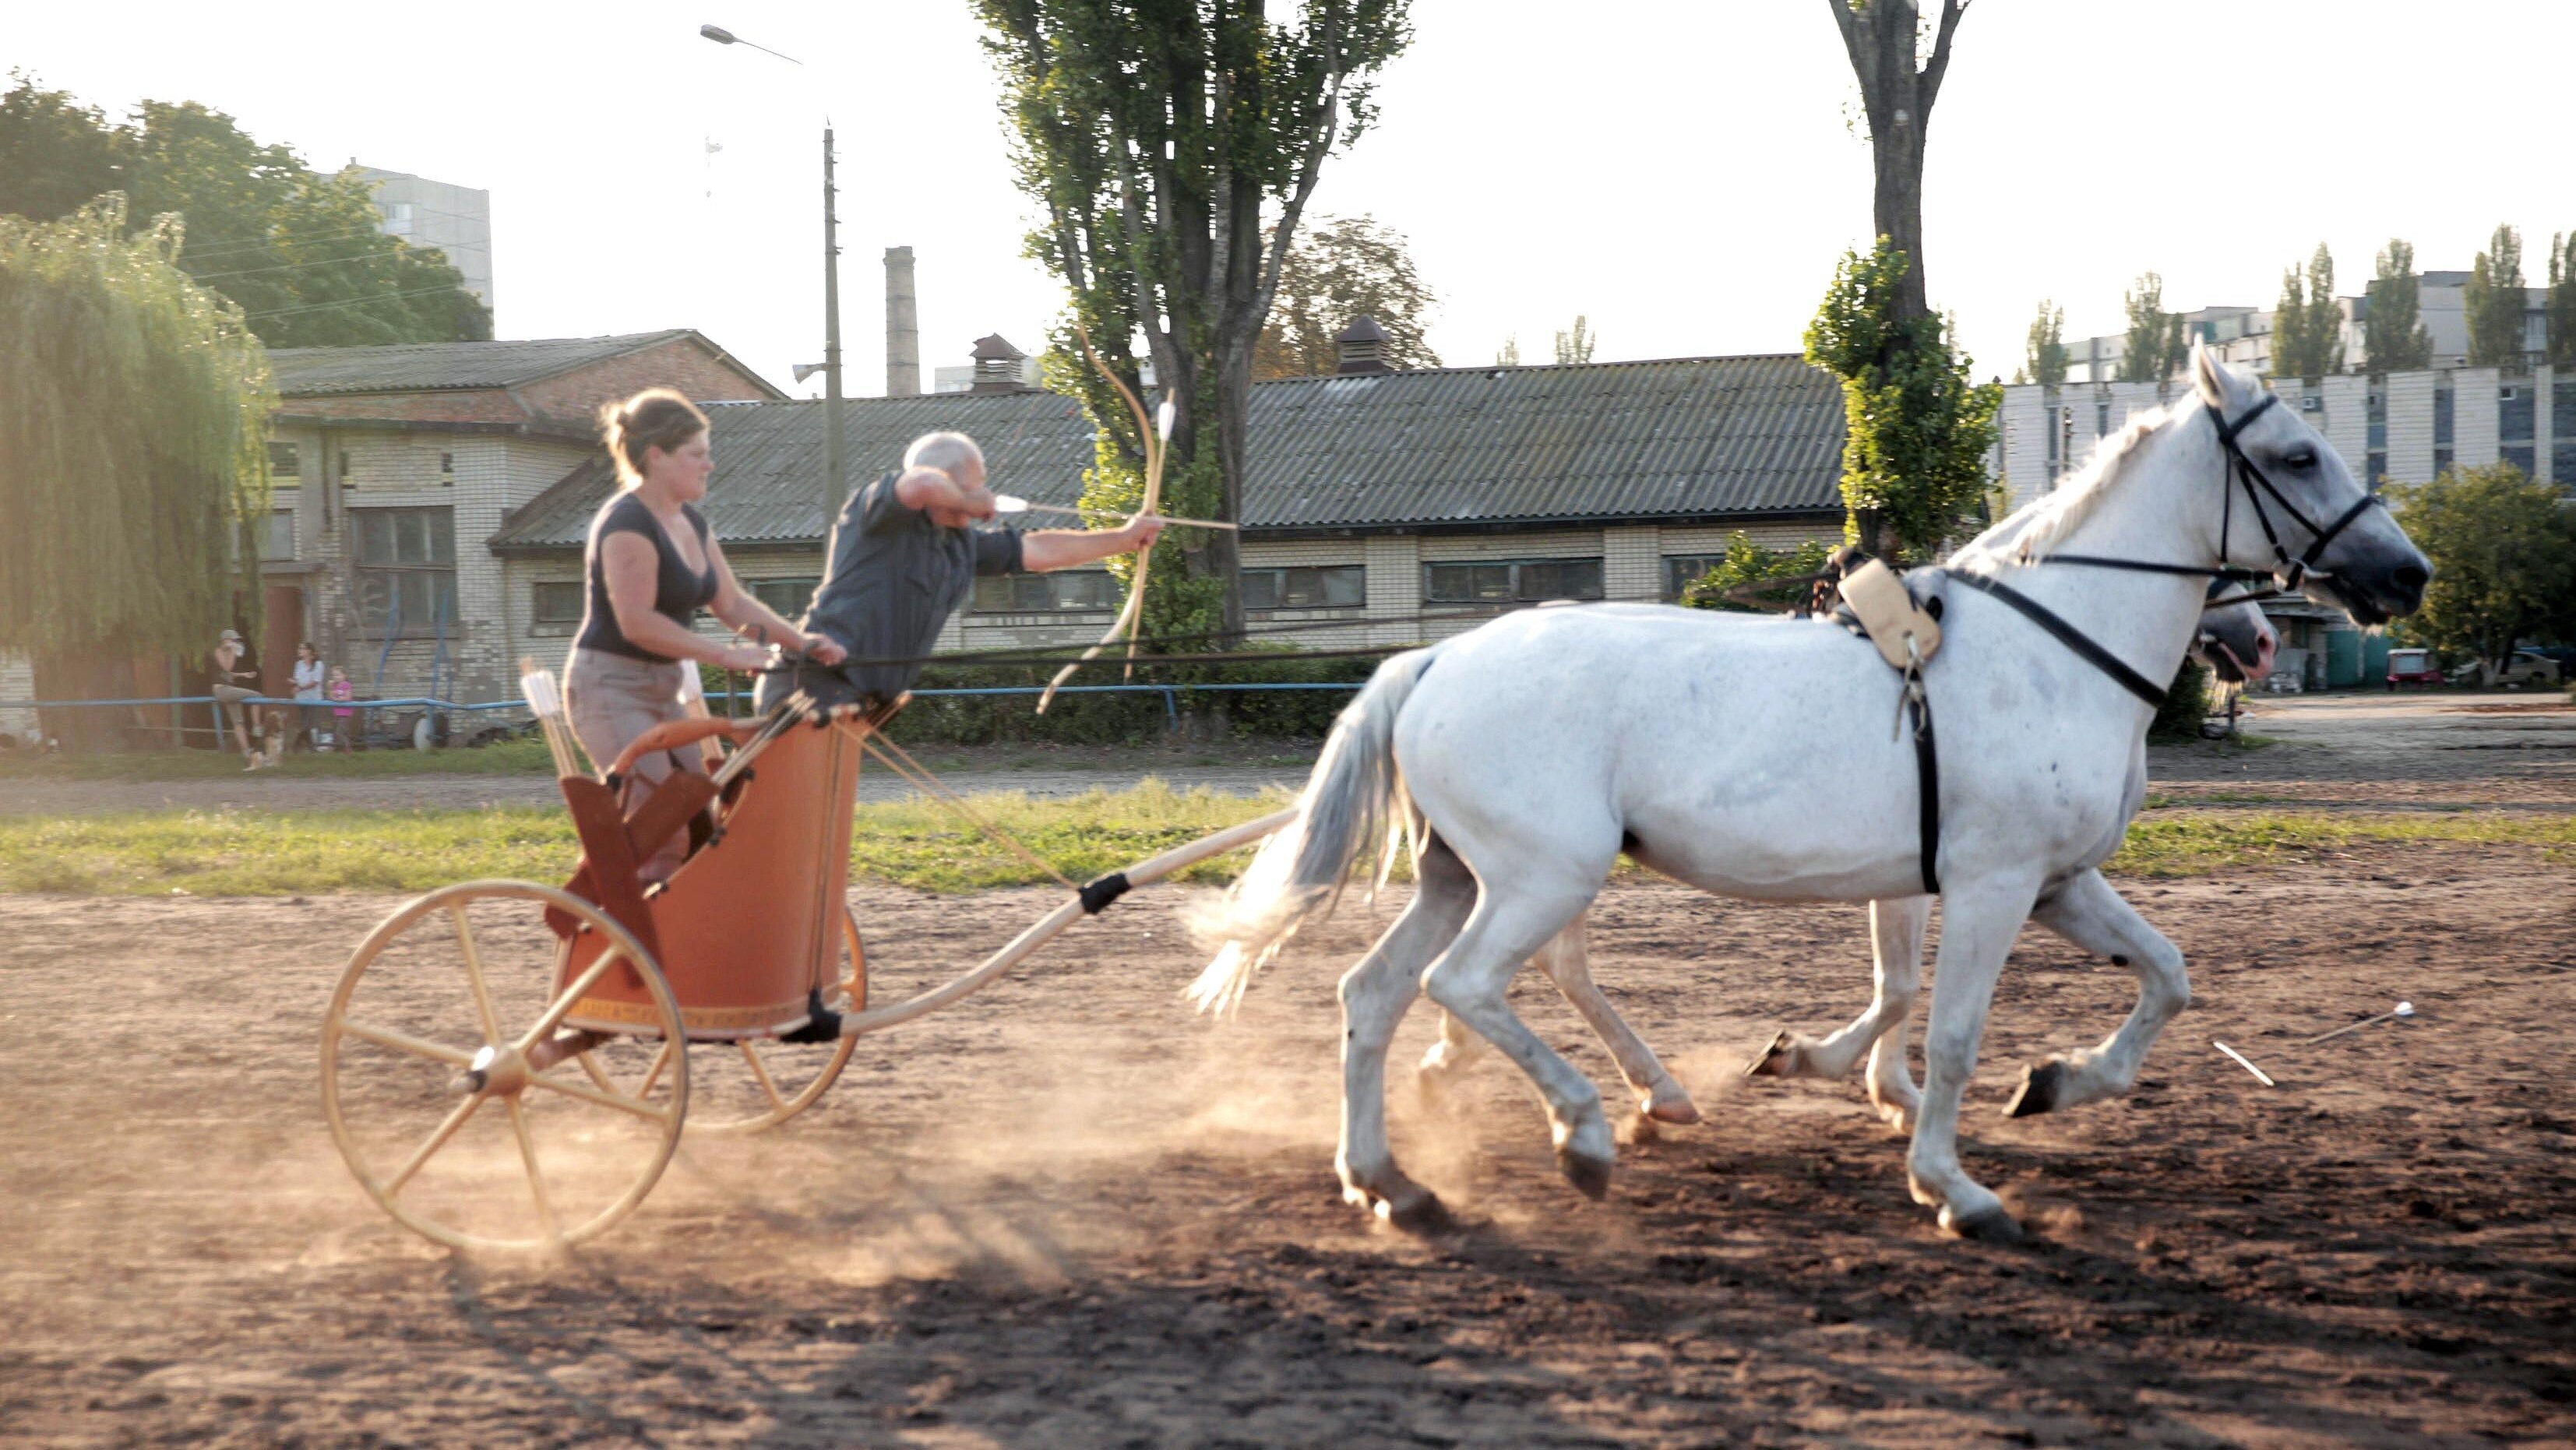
[325,667,355,751]
[208,628,266,770]
[763,431,1165,713]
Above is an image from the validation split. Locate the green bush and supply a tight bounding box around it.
[872,648,1387,747]
[2149,660,2212,742]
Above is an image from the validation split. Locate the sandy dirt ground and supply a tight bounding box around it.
[2,844,2573,1447]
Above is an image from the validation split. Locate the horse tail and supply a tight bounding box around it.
[1185,643,1443,1014]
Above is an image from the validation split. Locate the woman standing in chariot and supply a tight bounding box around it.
[566,388,848,876]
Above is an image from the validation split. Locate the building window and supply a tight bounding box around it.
[381,201,414,236]
[268,442,300,478]
[2555,378,2576,432]
[745,577,818,618]
[2433,389,2454,448]
[2433,449,2454,476]
[338,449,354,488]
[2500,389,2535,443]
[2366,389,2386,452]
[2367,451,2387,483]
[1423,558,1604,605]
[1663,554,1728,600]
[971,570,1119,613]
[2503,445,2536,475]
[260,509,295,561]
[531,581,584,628]
[439,452,455,486]
[2556,442,2576,483]
[1242,565,1365,611]
[353,506,457,635]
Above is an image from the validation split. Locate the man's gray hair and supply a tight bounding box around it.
[904,431,984,477]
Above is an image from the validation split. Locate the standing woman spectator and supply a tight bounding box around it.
[566,388,846,878]
[290,642,326,751]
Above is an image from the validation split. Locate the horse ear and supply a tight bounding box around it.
[2191,340,2232,410]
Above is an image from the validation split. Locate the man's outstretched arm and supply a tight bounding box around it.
[1019,516,1165,572]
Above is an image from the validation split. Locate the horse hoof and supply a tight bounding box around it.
[1558,1147,1614,1201]
[1644,1085,1702,1125]
[1943,1205,2024,1244]
[2003,1060,2064,1118]
[1743,1030,1797,1078]
[1383,1192,1456,1237]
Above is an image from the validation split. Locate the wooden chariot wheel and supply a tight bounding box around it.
[575,906,866,1136]
[319,880,690,1252]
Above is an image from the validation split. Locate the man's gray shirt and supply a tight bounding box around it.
[785,470,1024,705]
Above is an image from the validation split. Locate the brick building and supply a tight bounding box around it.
[264,331,781,702]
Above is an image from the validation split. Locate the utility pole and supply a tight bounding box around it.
[821,125,844,528]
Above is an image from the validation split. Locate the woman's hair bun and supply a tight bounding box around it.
[601,388,709,486]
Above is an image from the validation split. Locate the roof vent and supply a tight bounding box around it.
[1334,315,1391,375]
[970,333,1033,394]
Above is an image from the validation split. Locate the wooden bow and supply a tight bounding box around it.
[1036,316,1172,713]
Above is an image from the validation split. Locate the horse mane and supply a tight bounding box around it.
[1952,401,2178,569]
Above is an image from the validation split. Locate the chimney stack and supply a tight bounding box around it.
[883,245,920,396]
[970,333,1033,393]
[1334,315,1391,375]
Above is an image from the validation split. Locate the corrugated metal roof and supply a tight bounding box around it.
[489,355,1845,550]
[270,330,701,396]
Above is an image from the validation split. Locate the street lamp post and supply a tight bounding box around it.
[700,23,842,532]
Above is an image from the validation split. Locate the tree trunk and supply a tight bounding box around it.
[1827,0,1966,326]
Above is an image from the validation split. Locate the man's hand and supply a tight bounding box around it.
[802,633,849,666]
[1122,514,1167,551]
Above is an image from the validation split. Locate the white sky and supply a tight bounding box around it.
[19,1,2572,397]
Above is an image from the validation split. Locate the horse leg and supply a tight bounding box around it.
[2003,869,2189,1118]
[1862,896,1930,1134]
[1338,836,1476,1232]
[1907,875,2039,1242]
[1531,913,1698,1125]
[1746,895,1929,1102]
[1422,885,1616,1201]
[1413,1006,1484,1117]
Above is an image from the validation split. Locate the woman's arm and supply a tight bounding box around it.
[601,532,770,671]
[1017,516,1166,572]
[703,535,847,663]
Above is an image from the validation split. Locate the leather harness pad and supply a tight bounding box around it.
[1837,558,1942,669]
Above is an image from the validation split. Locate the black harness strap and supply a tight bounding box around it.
[1908,683,1940,895]
[1943,571,2171,708]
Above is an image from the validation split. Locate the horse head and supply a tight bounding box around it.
[2191,593,2276,685]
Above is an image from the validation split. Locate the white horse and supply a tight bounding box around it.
[1190,350,2424,1241]
[1411,596,2282,1137]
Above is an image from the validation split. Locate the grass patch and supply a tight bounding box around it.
[2108,810,2576,877]
[2,790,2566,897]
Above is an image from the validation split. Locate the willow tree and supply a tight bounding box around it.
[0,197,273,743]
[979,0,1412,640]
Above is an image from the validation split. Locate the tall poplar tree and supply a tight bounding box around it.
[2549,231,2576,368]
[2022,299,2066,385]
[2271,242,2343,381]
[2365,239,2433,373]
[2119,273,2184,383]
[0,198,273,742]
[1823,0,1969,326]
[2464,224,2526,368]
[978,1,1413,639]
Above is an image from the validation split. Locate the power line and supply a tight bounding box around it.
[192,248,460,283]
[167,223,399,262]
[244,283,475,321]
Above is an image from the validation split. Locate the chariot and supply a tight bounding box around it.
[319,678,1286,1251]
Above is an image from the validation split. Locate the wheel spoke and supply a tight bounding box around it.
[505,1098,560,1241]
[638,1040,675,1098]
[449,903,504,1048]
[339,1019,477,1068]
[387,1093,484,1195]
[738,1040,789,1114]
[526,1065,675,1121]
[514,946,623,1053]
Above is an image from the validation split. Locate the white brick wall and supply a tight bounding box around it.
[2452,368,2500,469]
[1603,525,1662,603]
[2318,374,2370,477]
[0,653,34,741]
[2384,371,2436,483]
[2538,365,2557,484]
[1998,385,2049,505]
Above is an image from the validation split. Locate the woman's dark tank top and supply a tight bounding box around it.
[576,491,719,660]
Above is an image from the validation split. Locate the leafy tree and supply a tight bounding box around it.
[0,198,273,741]
[2022,299,2066,385]
[1804,240,2000,561]
[1496,334,1521,366]
[1251,213,1439,378]
[1552,315,1595,364]
[2387,462,2576,683]
[2463,223,2526,368]
[2271,242,2344,381]
[981,1,1413,642]
[1823,0,1970,326]
[0,77,488,346]
[2118,272,2184,383]
[2364,239,2433,373]
[2546,231,2576,367]
[1676,533,1837,612]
